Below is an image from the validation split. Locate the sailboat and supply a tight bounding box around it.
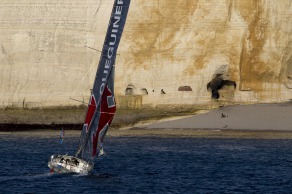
[48,0,131,174]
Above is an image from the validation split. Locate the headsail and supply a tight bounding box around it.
[76,0,131,160]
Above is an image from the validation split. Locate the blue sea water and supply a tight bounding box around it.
[0,131,292,193]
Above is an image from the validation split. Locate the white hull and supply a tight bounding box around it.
[48,154,93,174]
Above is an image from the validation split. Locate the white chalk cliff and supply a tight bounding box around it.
[0,0,291,108]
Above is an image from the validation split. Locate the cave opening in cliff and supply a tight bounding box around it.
[207,75,236,99]
[125,84,136,95]
[178,86,193,91]
[141,88,148,95]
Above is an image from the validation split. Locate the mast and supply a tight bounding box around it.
[76,0,131,160]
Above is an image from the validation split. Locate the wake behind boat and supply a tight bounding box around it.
[48,0,131,174]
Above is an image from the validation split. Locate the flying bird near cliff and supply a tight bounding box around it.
[207,75,236,99]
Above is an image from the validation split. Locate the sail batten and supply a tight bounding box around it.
[76,0,131,160]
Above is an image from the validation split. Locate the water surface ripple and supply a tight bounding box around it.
[0,132,291,193]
